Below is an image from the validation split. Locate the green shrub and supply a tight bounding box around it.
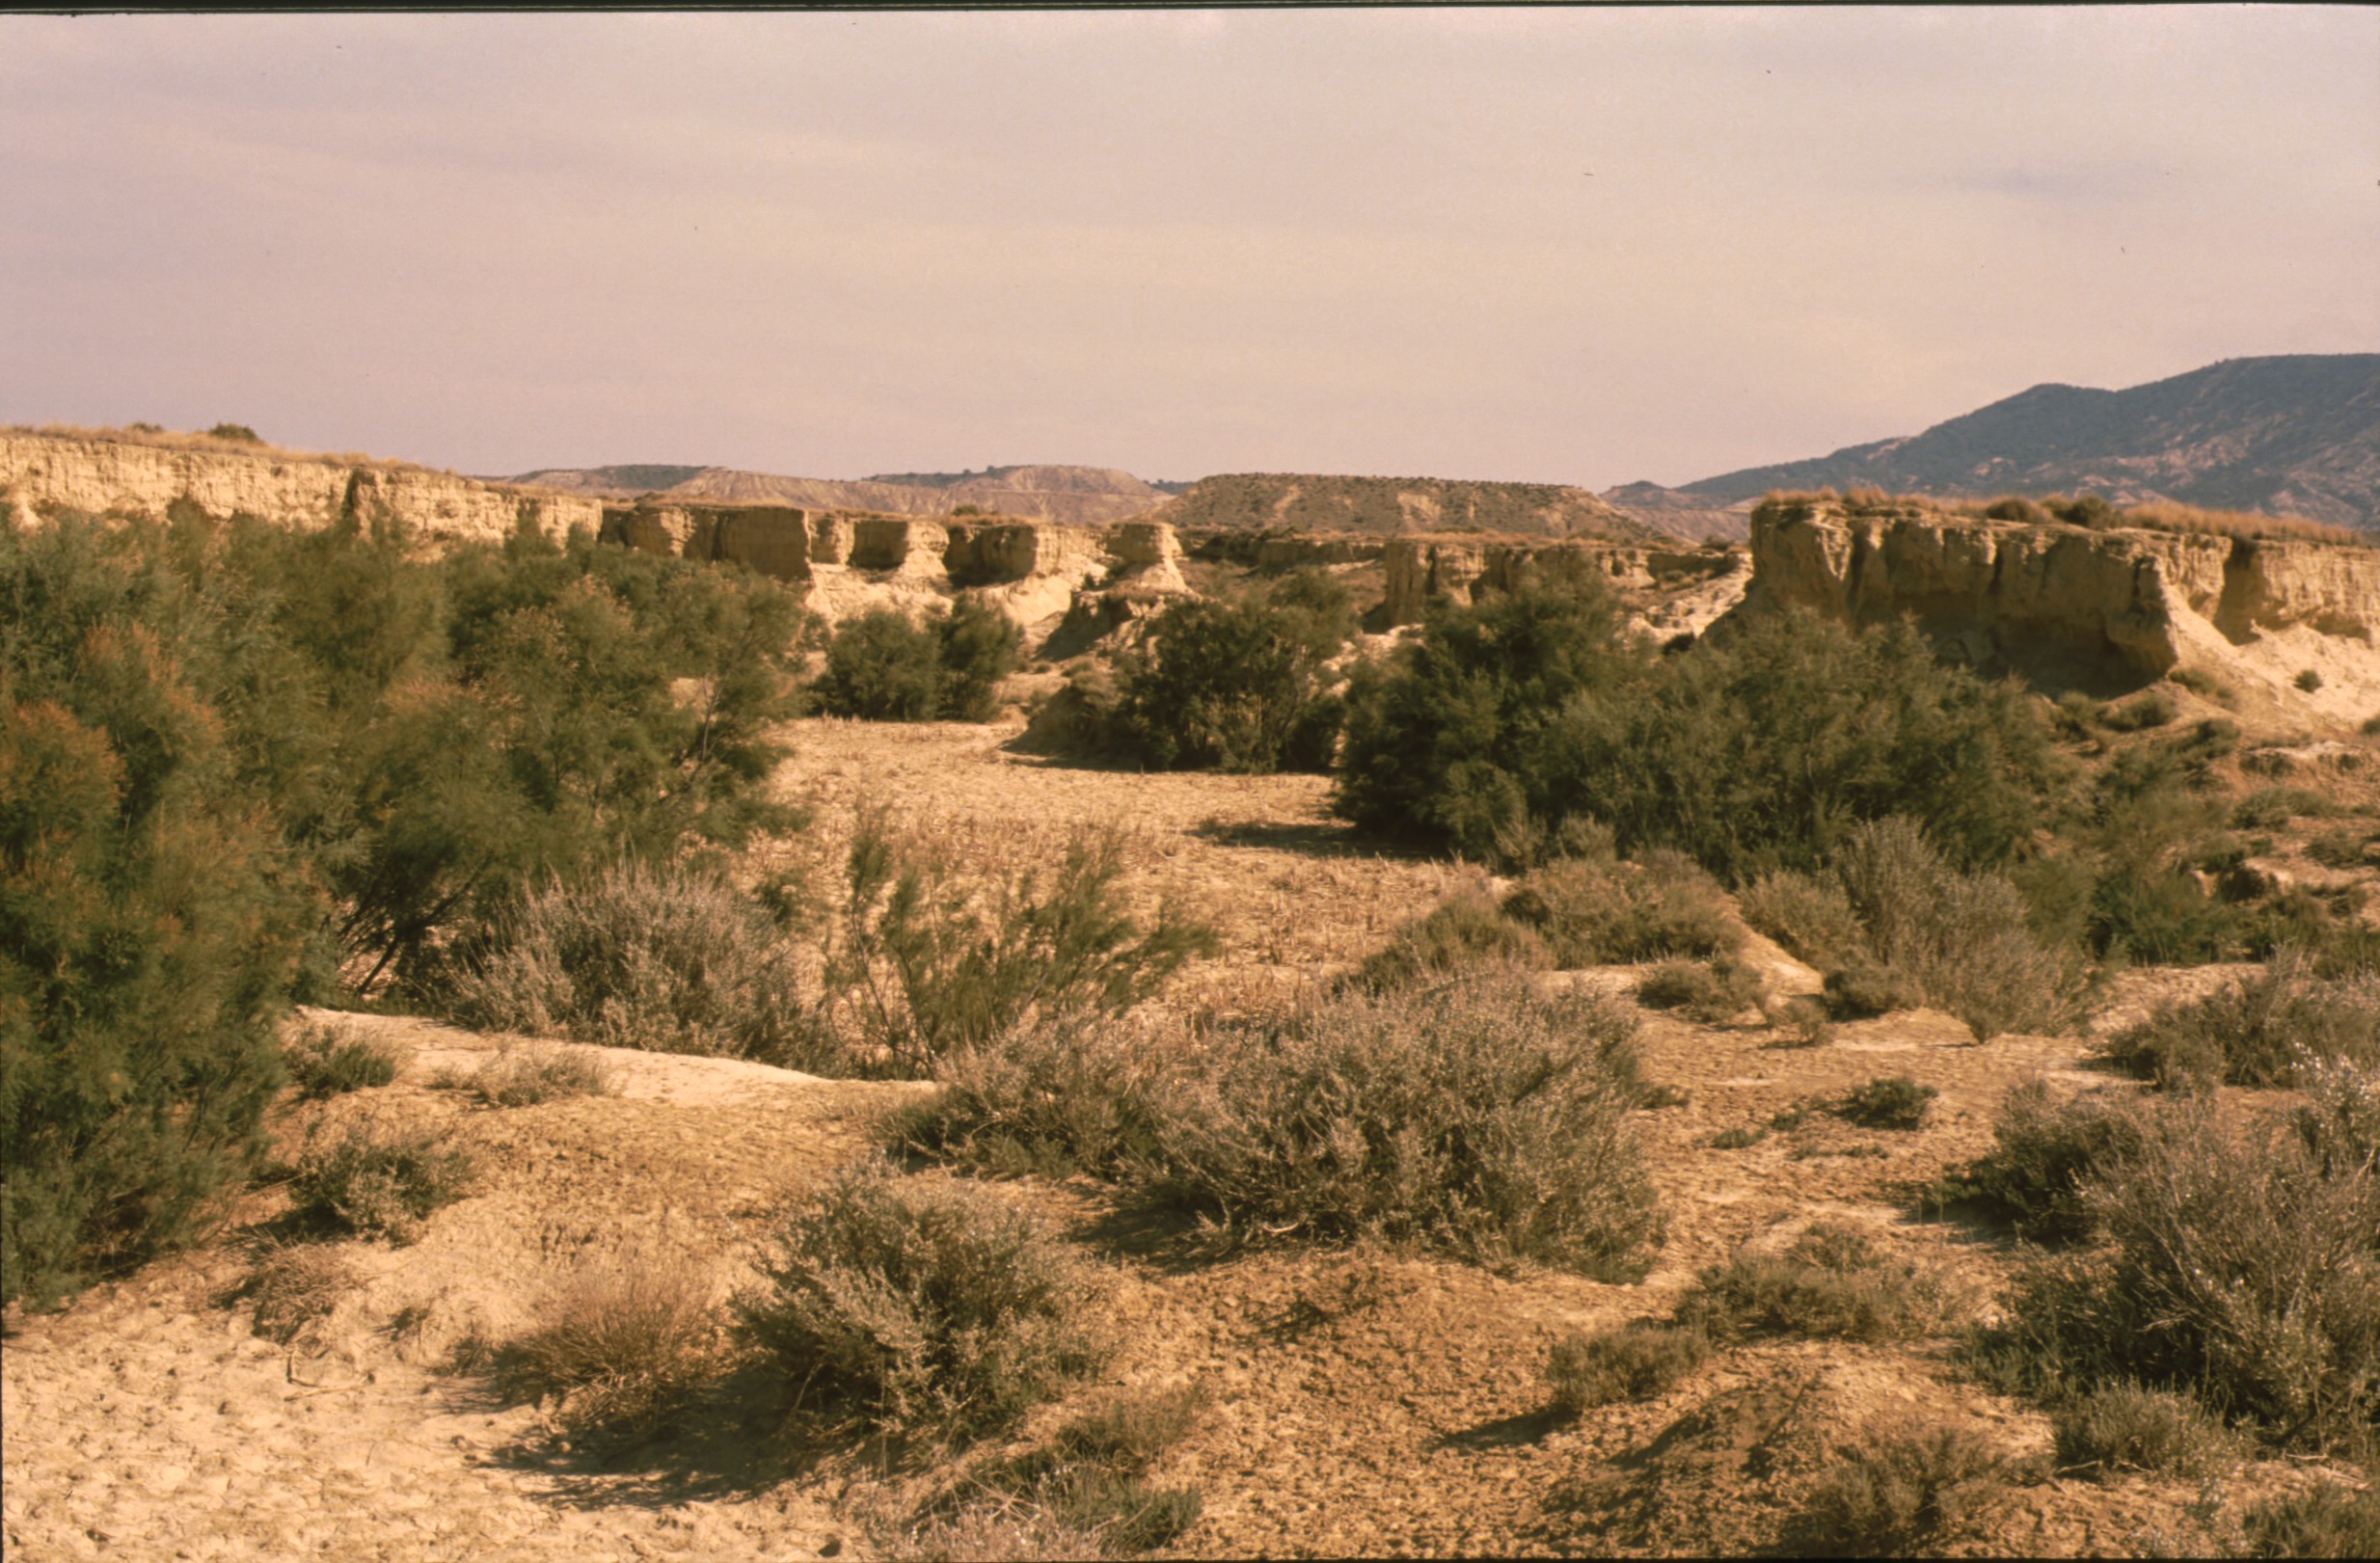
[1838,1076,1937,1131]
[1353,892,1550,990]
[2296,668,2325,694]
[1097,572,1353,773]
[2050,1383,2226,1480]
[1824,958,1922,1019]
[1636,957,1764,1023]
[2171,665,2234,704]
[735,1164,1113,1439]
[1122,978,1664,1277]
[935,598,1025,722]
[1545,1322,1710,1414]
[496,1253,722,1442]
[824,816,1214,1077]
[2306,826,2375,870]
[446,859,826,1067]
[1537,606,2064,881]
[1685,1223,1952,1343]
[1788,1415,2007,1558]
[1740,870,1865,972]
[3,523,303,1306]
[891,1016,1160,1178]
[1501,848,1740,965]
[1334,554,1646,860]
[289,1123,475,1242]
[2240,1484,2380,1558]
[813,608,947,721]
[206,422,263,444]
[1709,1125,1769,1149]
[284,1023,400,1100]
[2104,951,2380,1091]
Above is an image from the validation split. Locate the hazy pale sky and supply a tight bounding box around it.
[3,7,2373,487]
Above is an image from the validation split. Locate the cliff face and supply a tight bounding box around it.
[2,432,600,548]
[1732,497,2380,716]
[599,499,1187,643]
[1157,472,1674,543]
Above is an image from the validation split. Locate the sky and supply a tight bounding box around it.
[2,7,2374,489]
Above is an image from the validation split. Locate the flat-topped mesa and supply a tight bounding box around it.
[1381,535,1743,628]
[0,429,601,548]
[1731,493,2380,694]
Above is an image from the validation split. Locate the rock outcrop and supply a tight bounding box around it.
[598,497,1189,645]
[1,430,600,548]
[1728,494,2380,721]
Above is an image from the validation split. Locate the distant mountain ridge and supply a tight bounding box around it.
[1676,354,2380,528]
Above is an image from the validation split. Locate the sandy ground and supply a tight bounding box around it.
[6,715,2372,1560]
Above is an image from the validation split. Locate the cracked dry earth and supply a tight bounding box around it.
[5,715,2365,1559]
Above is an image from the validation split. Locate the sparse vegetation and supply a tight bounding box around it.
[1683,1223,1954,1343]
[288,1123,475,1242]
[1788,1415,2009,1558]
[1933,1080,2150,1241]
[1545,1322,1711,1414]
[238,1244,358,1345]
[1837,1076,1937,1131]
[442,1041,618,1108]
[2238,1483,2380,1558]
[2050,1383,2228,1480]
[1353,890,1551,990]
[1636,957,1764,1023]
[735,1164,1114,1439]
[1501,847,1740,965]
[496,1253,723,1443]
[284,1023,401,1100]
[2104,950,2380,1090]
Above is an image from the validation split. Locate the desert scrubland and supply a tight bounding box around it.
[7,429,2380,1560]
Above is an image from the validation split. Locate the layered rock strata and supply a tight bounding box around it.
[1381,536,1744,628]
[1733,496,2380,678]
[0,432,600,548]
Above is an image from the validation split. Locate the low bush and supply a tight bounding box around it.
[1934,1081,2150,1242]
[2296,668,2325,694]
[2050,1383,2227,1480]
[2171,665,2235,704]
[812,601,1021,723]
[445,859,828,1069]
[444,1042,618,1108]
[2102,690,2178,732]
[1824,958,1922,1019]
[2306,826,2376,870]
[1501,849,1740,965]
[736,1164,1113,1439]
[1788,1415,2007,1558]
[1122,978,1664,1278]
[891,1016,1160,1178]
[2239,1483,2380,1559]
[1636,957,1764,1023]
[1353,892,1550,991]
[1545,1322,1711,1414]
[1740,870,1865,972]
[288,1123,475,1242]
[285,1024,401,1100]
[2104,951,2380,1091]
[1989,1091,2380,1449]
[824,817,1214,1077]
[497,1253,722,1443]
[1837,1076,1937,1131]
[1684,1223,1952,1343]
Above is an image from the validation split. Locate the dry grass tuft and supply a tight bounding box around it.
[496,1253,725,1443]
[1788,1415,2011,1557]
[238,1244,358,1345]
[1545,1322,1712,1414]
[1685,1223,1956,1344]
[439,1041,619,1108]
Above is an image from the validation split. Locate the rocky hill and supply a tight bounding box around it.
[1677,354,2380,528]
[505,462,1164,527]
[1155,472,1670,543]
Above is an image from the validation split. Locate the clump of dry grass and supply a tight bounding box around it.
[2050,1383,2230,1481]
[496,1252,725,1443]
[287,1122,475,1244]
[237,1244,358,1345]
[284,1022,402,1100]
[438,1041,618,1108]
[1500,848,1741,966]
[1354,890,1550,989]
[1636,957,1765,1023]
[2104,949,2380,1090]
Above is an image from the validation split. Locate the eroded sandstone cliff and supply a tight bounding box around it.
[1,431,600,548]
